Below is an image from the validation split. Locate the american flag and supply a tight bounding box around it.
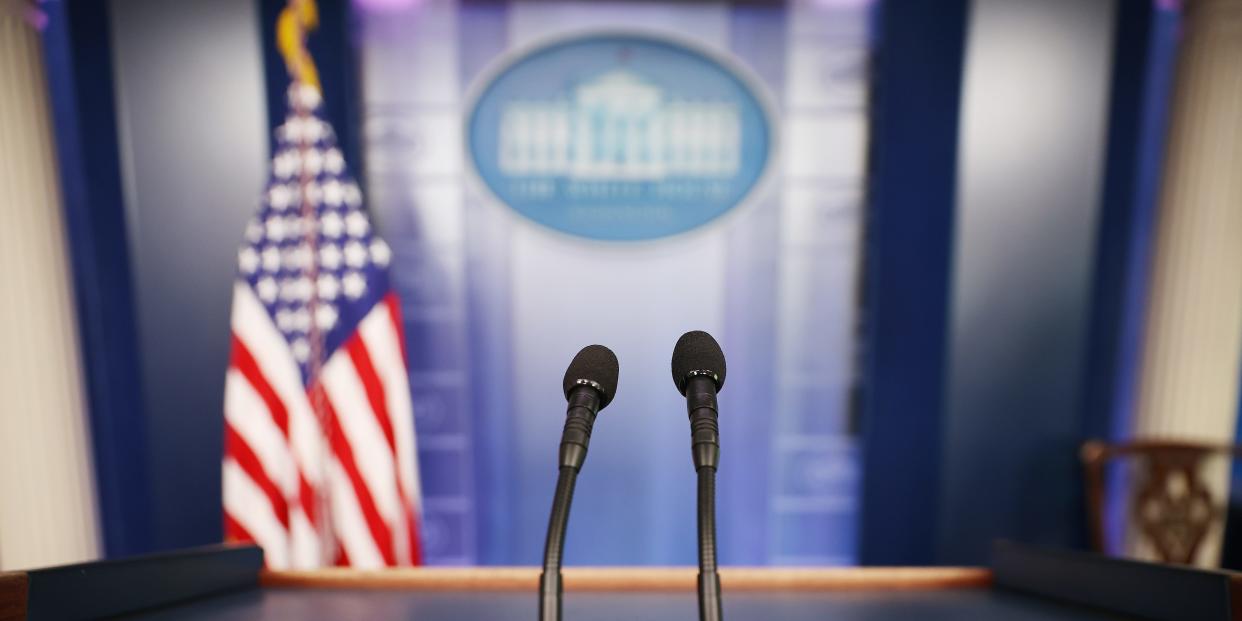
[223,83,422,569]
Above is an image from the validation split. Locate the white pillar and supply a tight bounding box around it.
[0,1,102,569]
[1131,0,1242,565]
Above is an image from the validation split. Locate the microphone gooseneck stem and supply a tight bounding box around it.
[698,467,722,621]
[685,374,723,621]
[540,466,578,621]
[539,386,600,621]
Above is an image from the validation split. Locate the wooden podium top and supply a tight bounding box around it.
[261,565,991,592]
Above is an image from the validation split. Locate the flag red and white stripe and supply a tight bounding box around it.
[223,83,422,568]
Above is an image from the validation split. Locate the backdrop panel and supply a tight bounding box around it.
[356,0,873,565]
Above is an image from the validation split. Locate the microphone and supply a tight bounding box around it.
[671,331,726,621]
[539,344,619,621]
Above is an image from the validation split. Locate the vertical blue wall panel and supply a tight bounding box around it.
[859,0,967,566]
[108,0,270,550]
[938,0,1118,564]
[1083,0,1156,443]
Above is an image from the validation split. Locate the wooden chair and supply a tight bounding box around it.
[1081,440,1242,565]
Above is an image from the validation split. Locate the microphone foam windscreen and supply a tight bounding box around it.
[671,330,726,394]
[562,344,620,409]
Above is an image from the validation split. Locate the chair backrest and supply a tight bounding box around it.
[1081,440,1242,565]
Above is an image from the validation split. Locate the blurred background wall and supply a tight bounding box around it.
[15,0,1231,570]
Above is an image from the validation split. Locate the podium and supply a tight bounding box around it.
[2,542,1238,620]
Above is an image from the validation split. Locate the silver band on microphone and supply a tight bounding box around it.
[569,378,605,394]
[681,369,721,391]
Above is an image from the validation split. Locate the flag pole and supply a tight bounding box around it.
[277,0,332,566]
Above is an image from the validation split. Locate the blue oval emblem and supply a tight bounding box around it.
[466,34,774,241]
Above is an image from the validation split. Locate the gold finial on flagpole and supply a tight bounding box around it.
[277,0,321,91]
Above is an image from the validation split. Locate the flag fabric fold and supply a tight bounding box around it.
[223,83,422,569]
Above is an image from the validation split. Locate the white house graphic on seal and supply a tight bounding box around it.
[498,70,741,180]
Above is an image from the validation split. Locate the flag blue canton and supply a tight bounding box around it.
[237,84,392,382]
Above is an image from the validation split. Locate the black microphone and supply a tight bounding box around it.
[671,331,726,621]
[539,344,619,621]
